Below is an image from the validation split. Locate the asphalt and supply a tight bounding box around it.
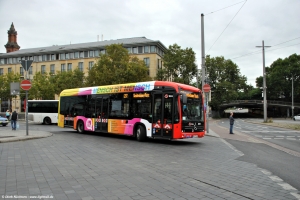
[0,120,299,200]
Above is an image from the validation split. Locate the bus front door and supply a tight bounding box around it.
[152,93,174,139]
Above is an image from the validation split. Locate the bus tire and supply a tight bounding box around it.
[43,117,52,125]
[136,125,146,142]
[77,120,84,133]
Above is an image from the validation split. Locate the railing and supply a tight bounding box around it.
[221,100,300,107]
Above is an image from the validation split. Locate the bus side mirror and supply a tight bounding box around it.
[181,94,187,104]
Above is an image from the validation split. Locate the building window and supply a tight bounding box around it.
[150,46,156,53]
[89,51,94,57]
[157,59,161,69]
[51,54,55,60]
[39,55,42,61]
[144,46,149,53]
[0,68,3,75]
[13,58,17,63]
[61,64,65,72]
[126,47,132,53]
[78,62,83,72]
[132,47,137,54]
[50,64,55,74]
[100,49,106,55]
[8,68,12,73]
[79,51,84,58]
[144,58,150,67]
[29,66,33,75]
[20,67,24,76]
[88,61,94,70]
[60,53,65,60]
[84,51,88,58]
[138,46,143,53]
[42,55,47,61]
[67,63,72,71]
[66,53,69,59]
[41,65,46,74]
[8,58,12,64]
[94,50,99,57]
[74,52,79,58]
[69,52,74,59]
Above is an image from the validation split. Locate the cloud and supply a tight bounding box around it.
[0,0,299,87]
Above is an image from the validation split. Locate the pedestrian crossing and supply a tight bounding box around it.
[229,120,300,141]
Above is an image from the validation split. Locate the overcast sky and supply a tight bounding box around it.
[0,0,299,87]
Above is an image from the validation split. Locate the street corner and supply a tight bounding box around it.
[0,131,53,143]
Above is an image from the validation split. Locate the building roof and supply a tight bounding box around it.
[0,37,167,58]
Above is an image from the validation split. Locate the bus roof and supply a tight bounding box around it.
[59,81,201,97]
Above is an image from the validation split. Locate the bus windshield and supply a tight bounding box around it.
[182,94,203,121]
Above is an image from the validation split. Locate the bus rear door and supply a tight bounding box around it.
[152,92,174,139]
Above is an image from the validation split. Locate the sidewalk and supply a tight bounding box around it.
[0,129,52,143]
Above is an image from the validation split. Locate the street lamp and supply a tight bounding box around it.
[292,74,294,118]
[256,40,271,122]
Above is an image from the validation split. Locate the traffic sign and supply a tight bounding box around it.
[20,79,31,90]
[20,60,33,71]
[203,84,211,93]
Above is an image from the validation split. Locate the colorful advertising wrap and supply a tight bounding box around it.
[62,81,156,96]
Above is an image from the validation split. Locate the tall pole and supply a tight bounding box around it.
[292,74,294,118]
[201,13,205,91]
[25,61,29,136]
[201,13,208,133]
[256,40,271,122]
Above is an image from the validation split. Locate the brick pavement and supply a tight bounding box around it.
[0,125,299,199]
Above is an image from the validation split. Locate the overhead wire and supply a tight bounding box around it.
[231,37,300,60]
[206,0,247,54]
[204,0,246,16]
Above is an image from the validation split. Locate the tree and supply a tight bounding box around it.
[85,44,151,86]
[0,72,21,108]
[29,72,55,99]
[205,55,250,113]
[160,44,197,84]
[256,54,300,101]
[51,68,85,96]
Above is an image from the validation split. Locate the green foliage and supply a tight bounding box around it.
[205,55,250,111]
[159,44,197,84]
[0,72,21,101]
[51,68,85,95]
[256,53,300,101]
[29,72,55,99]
[85,44,151,86]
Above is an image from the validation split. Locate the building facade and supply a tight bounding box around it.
[0,24,167,112]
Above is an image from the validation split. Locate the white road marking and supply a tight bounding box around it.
[269,175,283,182]
[278,183,297,190]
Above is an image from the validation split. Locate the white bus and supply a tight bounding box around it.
[27,100,58,125]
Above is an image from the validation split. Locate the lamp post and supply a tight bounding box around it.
[256,40,271,122]
[292,74,294,118]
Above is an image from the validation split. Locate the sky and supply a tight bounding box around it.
[0,0,299,87]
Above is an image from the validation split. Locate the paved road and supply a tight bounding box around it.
[212,118,300,193]
[0,122,299,200]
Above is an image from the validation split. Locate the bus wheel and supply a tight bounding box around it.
[43,117,52,125]
[136,125,146,142]
[77,121,84,133]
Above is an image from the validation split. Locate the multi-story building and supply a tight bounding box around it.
[0,23,167,112]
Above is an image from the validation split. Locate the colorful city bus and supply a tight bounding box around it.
[58,81,205,141]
